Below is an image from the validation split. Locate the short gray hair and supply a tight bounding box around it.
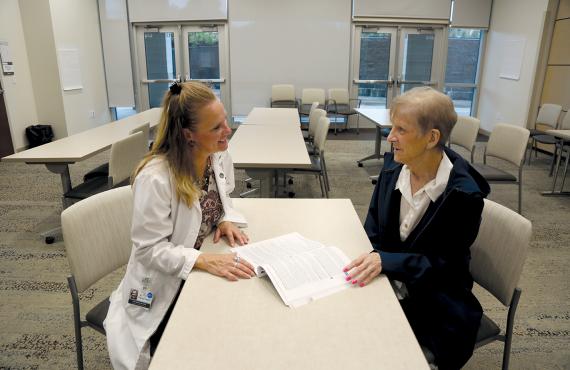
[390,87,457,146]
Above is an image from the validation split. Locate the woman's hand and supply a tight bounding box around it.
[195,253,255,281]
[343,252,382,287]
[214,221,249,247]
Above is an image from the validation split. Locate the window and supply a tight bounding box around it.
[444,29,484,116]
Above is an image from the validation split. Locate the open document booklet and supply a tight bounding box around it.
[233,232,351,307]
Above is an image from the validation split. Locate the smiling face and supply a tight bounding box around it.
[387,112,439,167]
[184,99,232,157]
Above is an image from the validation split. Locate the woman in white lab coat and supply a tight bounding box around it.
[104,81,256,370]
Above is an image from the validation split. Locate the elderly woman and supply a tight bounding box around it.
[104,81,255,370]
[344,87,490,369]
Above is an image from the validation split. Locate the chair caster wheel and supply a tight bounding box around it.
[288,178,294,185]
[288,192,295,198]
[45,236,55,244]
[371,180,377,185]
[246,183,252,189]
[357,162,363,167]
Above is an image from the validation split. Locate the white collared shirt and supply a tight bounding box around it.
[395,152,453,241]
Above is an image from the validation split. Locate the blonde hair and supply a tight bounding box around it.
[390,87,457,146]
[133,81,217,206]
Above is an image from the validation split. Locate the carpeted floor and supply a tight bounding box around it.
[0,136,568,369]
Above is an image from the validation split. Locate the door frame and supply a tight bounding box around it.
[132,22,231,118]
[350,22,448,109]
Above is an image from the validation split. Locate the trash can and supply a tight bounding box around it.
[25,124,54,148]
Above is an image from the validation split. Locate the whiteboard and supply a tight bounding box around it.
[500,39,526,81]
[229,0,351,116]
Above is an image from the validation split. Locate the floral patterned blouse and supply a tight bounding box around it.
[193,158,224,250]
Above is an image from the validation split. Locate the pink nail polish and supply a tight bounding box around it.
[359,282,364,287]
[345,276,351,281]
[352,280,357,284]
[342,267,348,272]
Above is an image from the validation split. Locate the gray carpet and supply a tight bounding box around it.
[0,138,569,369]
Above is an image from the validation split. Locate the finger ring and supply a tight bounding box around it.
[233,261,238,268]
[233,254,239,262]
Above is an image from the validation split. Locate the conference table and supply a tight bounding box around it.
[243,107,300,126]
[355,108,392,167]
[2,108,161,209]
[542,129,570,196]
[150,198,429,370]
[229,108,311,197]
[1,108,161,241]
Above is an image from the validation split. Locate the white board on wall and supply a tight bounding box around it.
[229,0,351,116]
[499,38,526,81]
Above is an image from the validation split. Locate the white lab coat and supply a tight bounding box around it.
[104,151,246,370]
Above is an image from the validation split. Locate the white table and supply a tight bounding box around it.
[355,108,392,167]
[542,129,570,196]
[230,108,311,197]
[2,108,162,208]
[243,107,300,126]
[150,198,429,370]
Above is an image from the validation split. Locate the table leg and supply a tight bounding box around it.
[357,126,383,167]
[45,163,73,209]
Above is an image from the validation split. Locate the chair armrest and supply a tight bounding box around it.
[326,99,338,112]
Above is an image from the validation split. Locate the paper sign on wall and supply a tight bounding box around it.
[499,38,526,81]
[58,48,83,91]
[0,40,15,75]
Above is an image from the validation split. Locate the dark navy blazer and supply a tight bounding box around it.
[365,147,490,370]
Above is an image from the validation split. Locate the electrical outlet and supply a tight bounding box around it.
[89,110,95,118]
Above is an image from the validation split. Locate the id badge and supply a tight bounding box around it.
[128,277,154,309]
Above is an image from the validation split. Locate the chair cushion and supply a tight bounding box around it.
[83,163,109,181]
[534,134,557,145]
[328,104,357,116]
[305,142,317,155]
[85,296,110,334]
[529,129,542,137]
[64,176,110,200]
[472,164,517,182]
[476,313,501,344]
[271,100,297,109]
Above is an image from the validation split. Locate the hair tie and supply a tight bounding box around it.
[169,82,182,95]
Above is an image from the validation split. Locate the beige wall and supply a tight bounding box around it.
[0,0,39,151]
[477,0,550,131]
[1,0,111,151]
[49,0,111,136]
[19,0,67,141]
[541,1,570,113]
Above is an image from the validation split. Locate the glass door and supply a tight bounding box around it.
[137,25,180,109]
[135,24,231,114]
[181,25,230,111]
[351,25,444,108]
[352,27,397,108]
[396,28,439,94]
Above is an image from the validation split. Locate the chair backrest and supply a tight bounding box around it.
[301,88,326,105]
[129,122,150,144]
[314,116,331,152]
[109,131,147,185]
[308,108,327,138]
[61,186,133,292]
[328,88,350,105]
[536,103,562,128]
[470,199,531,305]
[486,123,530,167]
[271,84,295,102]
[450,116,480,154]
